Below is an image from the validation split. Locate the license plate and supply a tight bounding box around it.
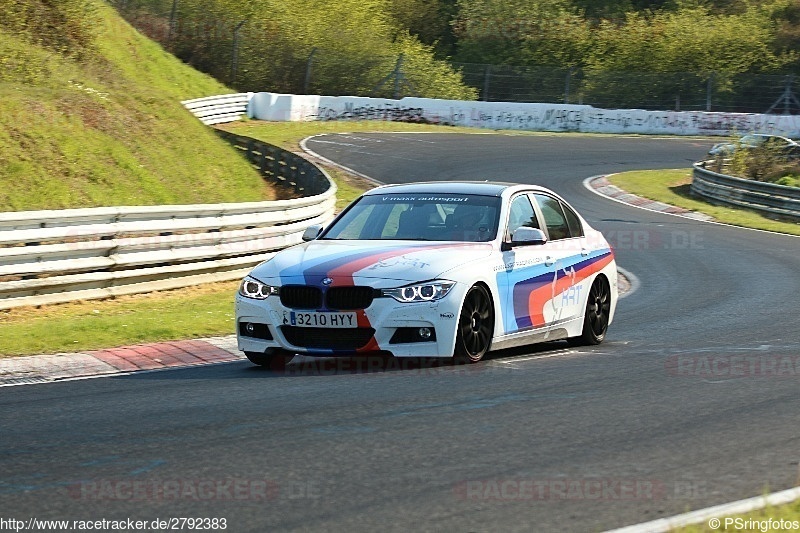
[284,311,357,328]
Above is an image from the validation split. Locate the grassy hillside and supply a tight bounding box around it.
[0,0,272,212]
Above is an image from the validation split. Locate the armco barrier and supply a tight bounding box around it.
[692,162,800,221]
[181,93,252,125]
[0,195,336,310]
[214,130,330,196]
[0,95,336,310]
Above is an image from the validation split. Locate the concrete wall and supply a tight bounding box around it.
[248,92,800,137]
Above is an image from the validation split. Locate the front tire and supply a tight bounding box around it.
[569,276,611,346]
[453,284,494,364]
[244,348,292,370]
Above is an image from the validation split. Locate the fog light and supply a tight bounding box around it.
[239,322,273,340]
[389,327,436,344]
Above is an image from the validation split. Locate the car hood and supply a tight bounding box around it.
[250,240,494,286]
[709,142,734,154]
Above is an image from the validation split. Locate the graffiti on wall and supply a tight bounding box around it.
[311,103,425,122]
[249,92,800,137]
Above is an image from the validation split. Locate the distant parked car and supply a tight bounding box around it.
[709,133,800,159]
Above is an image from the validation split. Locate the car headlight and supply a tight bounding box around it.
[239,276,279,300]
[382,281,455,303]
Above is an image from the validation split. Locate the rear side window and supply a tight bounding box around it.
[562,203,584,237]
[533,194,570,240]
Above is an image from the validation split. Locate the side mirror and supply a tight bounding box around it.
[511,227,548,246]
[302,224,324,241]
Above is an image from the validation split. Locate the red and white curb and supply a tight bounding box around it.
[605,485,800,532]
[0,336,243,386]
[585,175,714,222]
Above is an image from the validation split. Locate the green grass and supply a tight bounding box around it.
[216,119,487,151]
[0,281,240,357]
[607,169,800,236]
[0,2,273,211]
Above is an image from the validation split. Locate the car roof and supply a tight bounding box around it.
[743,133,796,142]
[364,181,547,197]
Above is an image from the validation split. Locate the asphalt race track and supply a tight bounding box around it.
[3,133,799,532]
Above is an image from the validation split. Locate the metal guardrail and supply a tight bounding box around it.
[181,93,252,125]
[184,94,331,196]
[0,194,336,310]
[0,96,337,310]
[214,130,330,196]
[692,162,800,221]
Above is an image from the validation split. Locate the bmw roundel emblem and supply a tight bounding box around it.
[322,277,333,286]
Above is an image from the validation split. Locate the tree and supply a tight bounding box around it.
[113,0,475,98]
[386,0,459,57]
[580,4,792,109]
[453,0,592,66]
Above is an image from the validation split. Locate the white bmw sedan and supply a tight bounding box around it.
[236,182,617,367]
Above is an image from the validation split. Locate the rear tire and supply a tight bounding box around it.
[568,276,611,346]
[453,284,494,364]
[244,348,292,370]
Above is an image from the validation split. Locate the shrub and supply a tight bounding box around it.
[727,139,799,183]
[774,175,800,188]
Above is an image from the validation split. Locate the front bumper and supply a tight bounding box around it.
[235,287,465,358]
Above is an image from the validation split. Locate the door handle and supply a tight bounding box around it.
[581,248,590,256]
[545,256,555,266]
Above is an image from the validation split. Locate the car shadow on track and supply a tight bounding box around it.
[240,340,580,377]
[113,340,601,381]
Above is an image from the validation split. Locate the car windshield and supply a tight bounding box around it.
[322,193,501,242]
[740,134,789,147]
[739,134,764,146]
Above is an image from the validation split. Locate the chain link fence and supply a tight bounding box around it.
[260,50,800,114]
[115,5,800,114]
[454,64,800,114]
